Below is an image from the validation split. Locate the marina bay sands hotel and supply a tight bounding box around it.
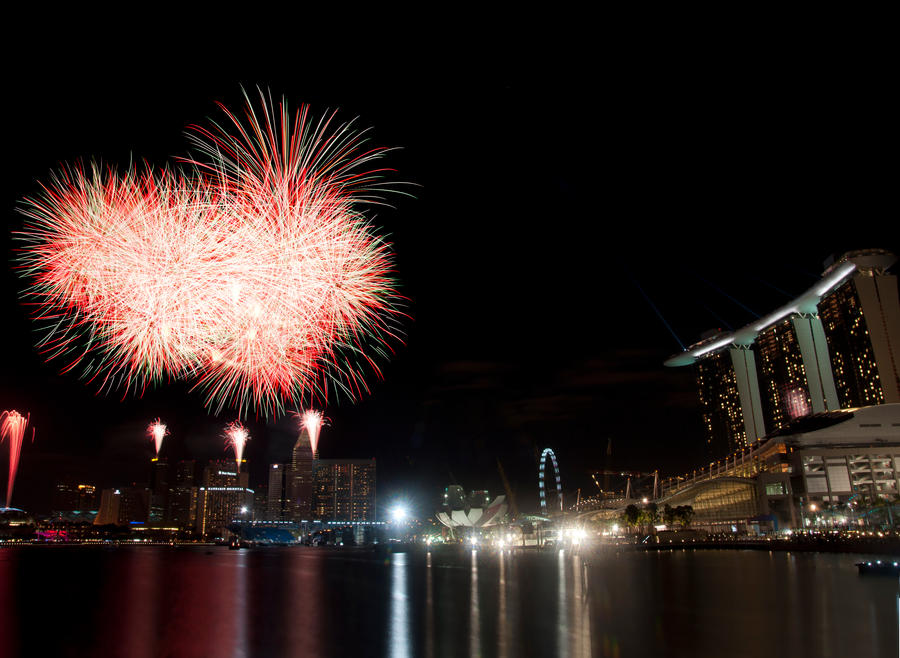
[665,248,900,458]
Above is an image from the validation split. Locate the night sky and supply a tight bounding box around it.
[1,27,894,516]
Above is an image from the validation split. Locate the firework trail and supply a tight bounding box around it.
[1,411,32,507]
[225,421,249,471]
[147,419,169,456]
[301,409,327,456]
[16,89,406,418]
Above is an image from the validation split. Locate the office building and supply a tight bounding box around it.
[52,482,98,513]
[149,458,169,523]
[93,487,150,526]
[196,460,253,537]
[267,463,286,521]
[287,428,314,522]
[312,459,376,522]
[167,460,197,529]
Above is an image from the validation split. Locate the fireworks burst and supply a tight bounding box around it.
[1,411,33,507]
[16,89,405,417]
[300,409,327,456]
[147,419,169,456]
[224,421,249,471]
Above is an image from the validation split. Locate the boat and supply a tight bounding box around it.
[855,560,900,576]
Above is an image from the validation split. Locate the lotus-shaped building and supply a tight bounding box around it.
[435,485,507,528]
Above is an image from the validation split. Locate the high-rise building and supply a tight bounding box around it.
[94,487,150,525]
[693,344,758,455]
[167,460,197,529]
[52,482,98,513]
[312,459,376,522]
[149,458,169,524]
[818,251,900,407]
[287,429,314,522]
[667,249,900,459]
[94,489,121,525]
[76,484,98,511]
[755,319,814,433]
[267,463,286,521]
[196,460,253,536]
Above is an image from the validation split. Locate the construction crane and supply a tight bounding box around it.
[496,459,519,519]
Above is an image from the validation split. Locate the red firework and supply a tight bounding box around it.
[300,409,327,456]
[224,421,250,471]
[16,90,404,417]
[1,411,33,508]
[147,419,169,456]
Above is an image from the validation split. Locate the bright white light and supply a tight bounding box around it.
[390,506,408,523]
[470,536,478,546]
[612,524,620,534]
[240,506,248,514]
[642,497,649,504]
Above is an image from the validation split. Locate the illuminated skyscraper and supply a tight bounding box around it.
[667,249,899,459]
[196,460,252,536]
[312,459,376,522]
[149,458,169,523]
[755,319,816,432]
[287,429,314,522]
[94,487,150,525]
[692,337,764,455]
[267,463,286,521]
[818,251,900,407]
[167,460,197,529]
[52,482,98,513]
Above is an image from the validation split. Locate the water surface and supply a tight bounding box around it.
[0,546,895,657]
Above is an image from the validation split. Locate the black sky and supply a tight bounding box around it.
[1,23,894,515]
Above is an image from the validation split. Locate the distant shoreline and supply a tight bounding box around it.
[2,538,899,556]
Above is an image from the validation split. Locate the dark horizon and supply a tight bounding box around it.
[2,33,895,517]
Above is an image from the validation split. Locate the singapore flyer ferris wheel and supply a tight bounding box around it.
[539,448,562,514]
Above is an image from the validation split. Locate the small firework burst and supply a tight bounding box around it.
[147,419,169,456]
[224,421,250,470]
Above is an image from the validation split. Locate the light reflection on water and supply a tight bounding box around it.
[388,551,410,658]
[470,549,481,657]
[0,546,896,657]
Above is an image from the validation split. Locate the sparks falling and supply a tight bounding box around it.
[302,409,327,456]
[1,411,32,508]
[147,419,168,456]
[225,421,249,471]
[16,89,406,418]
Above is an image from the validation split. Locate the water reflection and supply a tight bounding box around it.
[388,552,410,658]
[572,552,590,657]
[470,549,481,657]
[497,551,508,658]
[425,551,435,658]
[557,549,567,657]
[0,546,895,657]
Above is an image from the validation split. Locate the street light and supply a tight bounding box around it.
[390,505,408,524]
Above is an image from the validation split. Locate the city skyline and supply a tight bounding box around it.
[2,40,896,519]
